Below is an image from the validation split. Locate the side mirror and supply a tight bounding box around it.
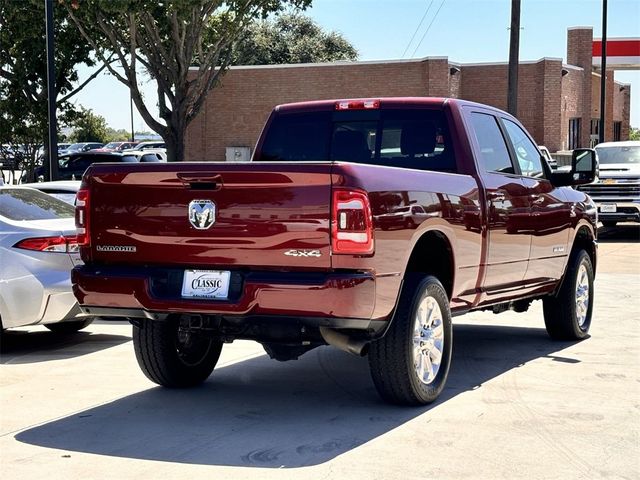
[550,148,598,187]
[572,148,598,184]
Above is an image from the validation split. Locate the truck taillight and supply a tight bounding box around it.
[331,189,374,255]
[75,187,90,247]
[335,99,380,110]
[14,235,79,253]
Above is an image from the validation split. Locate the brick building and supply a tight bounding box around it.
[185,27,631,161]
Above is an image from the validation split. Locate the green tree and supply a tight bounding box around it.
[68,107,108,142]
[630,127,640,141]
[105,128,132,142]
[65,0,311,162]
[233,13,358,65]
[0,0,107,181]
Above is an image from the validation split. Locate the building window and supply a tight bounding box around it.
[590,119,600,136]
[568,118,581,150]
[614,122,622,141]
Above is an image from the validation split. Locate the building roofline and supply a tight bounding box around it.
[190,56,565,71]
[567,26,593,31]
[188,56,453,71]
[562,64,584,71]
[461,57,563,67]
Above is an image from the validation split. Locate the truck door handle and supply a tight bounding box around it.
[177,173,223,190]
[487,191,506,202]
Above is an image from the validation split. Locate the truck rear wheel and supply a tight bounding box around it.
[133,316,222,388]
[543,249,594,340]
[368,275,453,405]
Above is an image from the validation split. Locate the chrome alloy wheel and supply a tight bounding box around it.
[575,264,590,328]
[413,295,445,384]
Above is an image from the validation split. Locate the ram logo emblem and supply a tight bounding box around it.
[188,200,216,230]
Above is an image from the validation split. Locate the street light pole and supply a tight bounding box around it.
[45,0,58,181]
[599,0,608,145]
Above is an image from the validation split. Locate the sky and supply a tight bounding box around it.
[72,0,640,132]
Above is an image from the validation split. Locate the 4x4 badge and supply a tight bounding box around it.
[188,199,216,229]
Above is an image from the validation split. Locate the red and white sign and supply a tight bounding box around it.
[592,38,640,70]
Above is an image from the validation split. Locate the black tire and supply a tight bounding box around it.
[368,275,453,406]
[133,316,222,388]
[45,318,94,333]
[543,249,594,340]
[601,220,617,228]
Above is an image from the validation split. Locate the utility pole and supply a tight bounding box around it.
[45,0,58,181]
[599,0,608,144]
[507,0,521,117]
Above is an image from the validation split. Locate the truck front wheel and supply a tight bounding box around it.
[133,316,223,388]
[543,249,594,340]
[368,275,453,405]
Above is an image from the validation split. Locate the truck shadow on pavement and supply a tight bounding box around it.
[16,323,581,468]
[0,329,130,364]
[598,224,640,243]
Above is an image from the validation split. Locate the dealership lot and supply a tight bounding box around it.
[1,226,638,480]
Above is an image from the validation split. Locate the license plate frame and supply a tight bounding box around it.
[600,204,617,213]
[181,269,231,299]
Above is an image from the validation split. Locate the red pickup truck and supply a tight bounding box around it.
[72,98,598,405]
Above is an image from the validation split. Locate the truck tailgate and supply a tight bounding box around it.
[84,162,332,270]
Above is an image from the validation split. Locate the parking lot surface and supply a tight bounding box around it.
[1,226,639,480]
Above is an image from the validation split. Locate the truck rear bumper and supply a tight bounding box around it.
[71,266,376,322]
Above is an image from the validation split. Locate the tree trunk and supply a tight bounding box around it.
[165,127,186,162]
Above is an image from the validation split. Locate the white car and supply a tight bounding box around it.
[0,186,93,336]
[121,149,167,162]
[20,180,80,205]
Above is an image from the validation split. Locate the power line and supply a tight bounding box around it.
[412,0,447,58]
[402,0,435,58]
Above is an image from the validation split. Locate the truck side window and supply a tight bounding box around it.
[502,119,545,178]
[469,112,514,174]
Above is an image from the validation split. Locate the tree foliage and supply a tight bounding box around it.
[0,0,106,180]
[65,0,311,162]
[233,13,358,65]
[68,107,109,142]
[630,127,640,141]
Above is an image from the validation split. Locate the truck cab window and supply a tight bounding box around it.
[502,119,545,178]
[330,122,376,163]
[469,112,514,174]
[379,110,456,173]
[259,112,330,162]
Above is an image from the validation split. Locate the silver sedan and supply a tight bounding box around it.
[0,186,93,335]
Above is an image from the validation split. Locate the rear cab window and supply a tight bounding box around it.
[0,188,74,221]
[257,107,458,173]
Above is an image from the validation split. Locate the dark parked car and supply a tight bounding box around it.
[58,142,104,156]
[33,151,161,181]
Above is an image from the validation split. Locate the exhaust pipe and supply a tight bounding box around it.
[319,327,369,357]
